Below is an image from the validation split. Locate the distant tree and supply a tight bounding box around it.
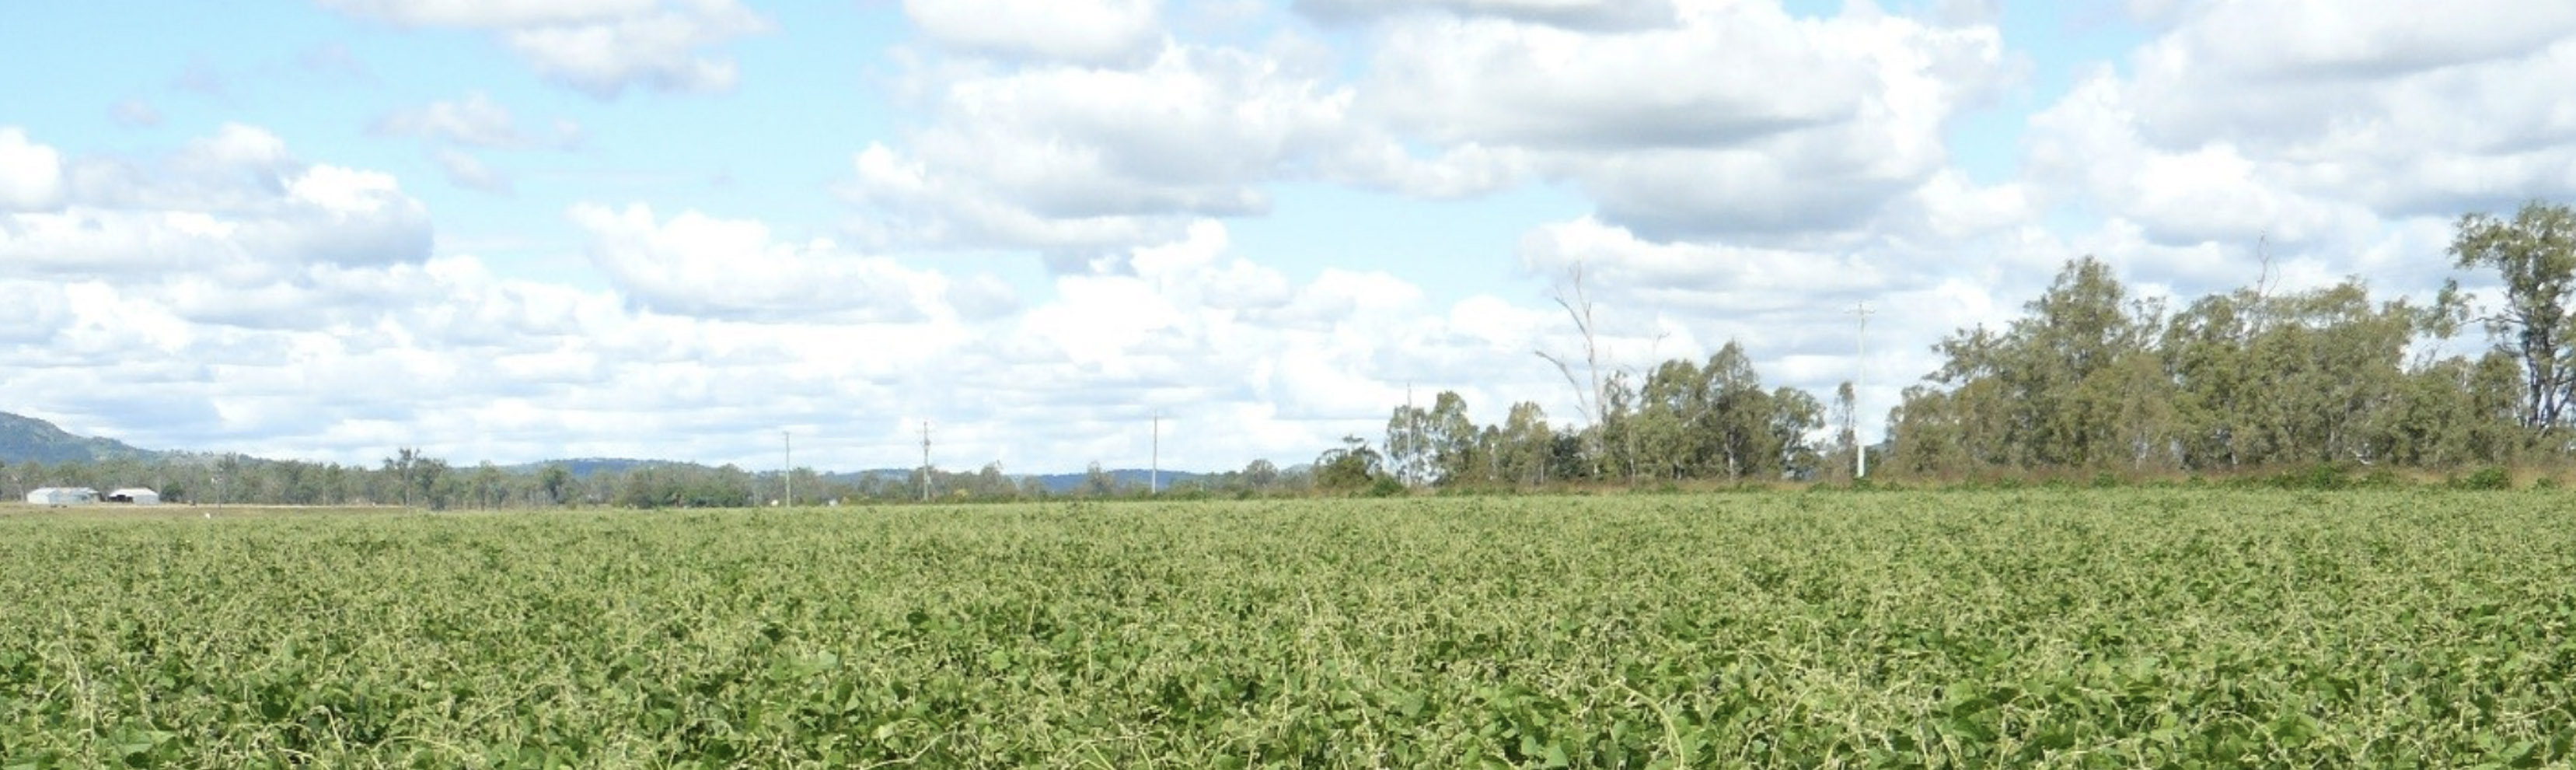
[1822,380,1858,481]
[1312,435,1384,494]
[1537,264,1610,478]
[471,462,504,509]
[1908,257,2161,471]
[1634,359,1702,481]
[972,462,1013,499]
[2449,200,2576,430]
[1241,458,1279,491]
[1384,402,1433,487]
[1768,387,1825,478]
[538,463,573,506]
[415,457,451,509]
[1083,461,1115,497]
[1426,391,1479,485]
[382,448,421,507]
[1700,343,1780,481]
[1499,401,1552,486]
[215,453,244,506]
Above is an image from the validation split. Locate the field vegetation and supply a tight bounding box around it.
[4,489,2572,768]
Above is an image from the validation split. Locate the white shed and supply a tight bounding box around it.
[106,488,160,506]
[25,487,98,506]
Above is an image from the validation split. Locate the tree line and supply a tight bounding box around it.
[1315,201,2576,491]
[1887,201,2571,478]
[0,451,1332,509]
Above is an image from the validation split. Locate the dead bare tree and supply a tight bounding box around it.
[1537,264,1609,479]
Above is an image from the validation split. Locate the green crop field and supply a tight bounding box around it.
[3,490,2573,768]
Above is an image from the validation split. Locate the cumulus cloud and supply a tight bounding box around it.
[2021,0,2576,294]
[902,0,1163,65]
[0,124,431,281]
[846,39,1532,254]
[853,1,2015,254]
[1357,2,2012,240]
[846,44,1346,251]
[571,202,997,324]
[0,128,67,212]
[316,0,770,97]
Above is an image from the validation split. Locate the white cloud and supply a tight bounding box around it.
[1294,0,1679,30]
[1357,2,2013,239]
[902,0,1163,65]
[0,124,431,282]
[0,128,68,212]
[2020,0,2576,295]
[316,0,770,97]
[571,202,990,324]
[846,44,1363,251]
[316,0,658,27]
[853,2,2019,253]
[434,149,511,193]
[847,39,1530,253]
[373,93,580,194]
[373,92,581,149]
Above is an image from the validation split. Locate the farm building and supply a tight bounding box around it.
[105,488,159,505]
[24,487,97,506]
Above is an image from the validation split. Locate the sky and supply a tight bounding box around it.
[2,0,2571,474]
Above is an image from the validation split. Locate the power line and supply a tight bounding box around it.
[781,430,791,508]
[919,420,932,502]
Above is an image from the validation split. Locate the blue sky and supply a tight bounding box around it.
[4,0,2571,474]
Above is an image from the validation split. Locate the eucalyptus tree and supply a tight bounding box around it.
[1698,342,1778,481]
[2449,201,2576,431]
[1499,401,1552,486]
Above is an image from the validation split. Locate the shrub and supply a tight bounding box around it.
[1363,476,1406,498]
[2271,463,2353,491]
[2453,466,2514,491]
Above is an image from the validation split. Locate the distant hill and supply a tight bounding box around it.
[0,411,162,464]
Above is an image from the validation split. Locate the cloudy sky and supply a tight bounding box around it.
[2,1,2568,474]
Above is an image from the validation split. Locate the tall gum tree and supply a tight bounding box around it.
[2449,201,2576,432]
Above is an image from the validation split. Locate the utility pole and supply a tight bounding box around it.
[1150,411,1161,495]
[1852,301,1873,479]
[919,421,932,502]
[781,430,791,507]
[1404,381,1418,487]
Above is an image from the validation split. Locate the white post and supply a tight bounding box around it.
[1853,302,1872,479]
